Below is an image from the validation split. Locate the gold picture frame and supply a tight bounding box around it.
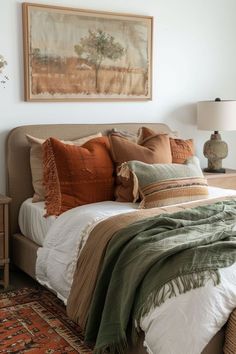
[22,3,153,102]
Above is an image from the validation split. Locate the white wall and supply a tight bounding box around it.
[1,0,236,194]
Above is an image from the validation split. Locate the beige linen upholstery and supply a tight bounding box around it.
[6,123,226,354]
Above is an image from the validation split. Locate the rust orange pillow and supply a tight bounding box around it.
[26,132,102,202]
[43,137,115,216]
[170,138,195,163]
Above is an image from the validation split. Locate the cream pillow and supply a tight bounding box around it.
[26,133,102,202]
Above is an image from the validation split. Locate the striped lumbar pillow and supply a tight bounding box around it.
[119,156,208,208]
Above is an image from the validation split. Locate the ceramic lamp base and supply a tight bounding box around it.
[203,132,228,173]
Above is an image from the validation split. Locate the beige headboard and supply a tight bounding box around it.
[6,123,174,236]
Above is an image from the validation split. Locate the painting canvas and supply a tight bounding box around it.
[22,3,153,101]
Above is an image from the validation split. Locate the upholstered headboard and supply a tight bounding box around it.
[6,123,174,236]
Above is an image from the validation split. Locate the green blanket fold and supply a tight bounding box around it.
[85,199,236,354]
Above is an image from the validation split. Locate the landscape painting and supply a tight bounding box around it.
[22,3,153,101]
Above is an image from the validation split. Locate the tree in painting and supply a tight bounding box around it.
[74,29,125,92]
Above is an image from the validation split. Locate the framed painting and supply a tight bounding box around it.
[22,3,153,102]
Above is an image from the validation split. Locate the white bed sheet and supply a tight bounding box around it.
[19,198,56,246]
[35,186,236,354]
[21,186,236,247]
[36,200,139,301]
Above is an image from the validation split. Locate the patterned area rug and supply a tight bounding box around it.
[0,287,92,353]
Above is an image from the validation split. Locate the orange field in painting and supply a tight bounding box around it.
[31,57,148,97]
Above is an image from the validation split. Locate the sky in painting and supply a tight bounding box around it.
[29,7,149,69]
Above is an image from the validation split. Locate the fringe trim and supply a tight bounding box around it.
[131,170,139,203]
[118,162,130,180]
[93,336,128,354]
[67,216,104,286]
[43,139,61,217]
[118,163,139,202]
[92,271,220,354]
[136,270,220,322]
[143,340,154,354]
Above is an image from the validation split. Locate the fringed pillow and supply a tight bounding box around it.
[27,132,102,202]
[119,157,208,208]
[43,137,114,216]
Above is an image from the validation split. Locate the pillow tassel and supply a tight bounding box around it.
[118,163,139,202]
[118,162,130,180]
[131,170,139,203]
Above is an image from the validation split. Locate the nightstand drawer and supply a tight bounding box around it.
[0,205,3,232]
[0,232,4,259]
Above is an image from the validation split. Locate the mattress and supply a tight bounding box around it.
[19,186,236,247]
[18,198,56,246]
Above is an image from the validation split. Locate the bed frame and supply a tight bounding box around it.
[6,123,225,354]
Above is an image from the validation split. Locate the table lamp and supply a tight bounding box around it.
[197,98,236,173]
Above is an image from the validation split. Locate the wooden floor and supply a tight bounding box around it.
[0,268,37,292]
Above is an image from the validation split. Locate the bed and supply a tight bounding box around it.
[6,123,236,354]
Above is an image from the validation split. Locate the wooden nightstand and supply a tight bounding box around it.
[204,169,236,190]
[0,194,11,289]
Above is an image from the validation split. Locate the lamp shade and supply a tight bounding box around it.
[197,100,236,131]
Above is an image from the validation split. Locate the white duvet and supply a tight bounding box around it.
[36,187,236,354]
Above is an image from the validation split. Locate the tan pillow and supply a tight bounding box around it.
[27,133,102,202]
[109,133,172,202]
[137,126,178,144]
[138,127,194,164]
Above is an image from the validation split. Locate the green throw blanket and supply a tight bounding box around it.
[85,199,236,354]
